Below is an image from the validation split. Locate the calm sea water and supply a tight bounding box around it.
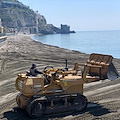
[33,31,120,58]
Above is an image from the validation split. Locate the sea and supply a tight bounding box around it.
[33,30,120,59]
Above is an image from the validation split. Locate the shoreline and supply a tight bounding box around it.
[32,32,120,59]
[0,34,89,66]
[2,33,119,60]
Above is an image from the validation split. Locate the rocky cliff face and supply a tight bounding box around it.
[38,24,61,34]
[0,0,74,34]
[0,0,47,28]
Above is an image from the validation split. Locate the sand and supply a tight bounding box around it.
[0,34,120,120]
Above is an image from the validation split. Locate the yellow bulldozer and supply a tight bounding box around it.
[15,53,119,118]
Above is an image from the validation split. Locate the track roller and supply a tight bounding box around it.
[26,99,44,118]
[73,94,88,112]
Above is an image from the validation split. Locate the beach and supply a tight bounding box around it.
[0,34,120,120]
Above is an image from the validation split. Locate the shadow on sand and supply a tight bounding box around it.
[1,102,111,120]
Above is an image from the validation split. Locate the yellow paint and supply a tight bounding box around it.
[26,79,33,85]
[63,81,68,86]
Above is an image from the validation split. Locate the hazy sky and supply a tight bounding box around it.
[19,0,120,31]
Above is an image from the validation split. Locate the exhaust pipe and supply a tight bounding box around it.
[65,59,68,71]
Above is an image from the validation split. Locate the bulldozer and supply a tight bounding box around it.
[15,53,119,118]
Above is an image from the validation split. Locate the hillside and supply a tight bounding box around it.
[0,0,62,34]
[0,0,46,28]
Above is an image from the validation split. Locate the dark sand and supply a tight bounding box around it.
[0,34,120,120]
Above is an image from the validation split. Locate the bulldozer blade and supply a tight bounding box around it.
[107,63,120,80]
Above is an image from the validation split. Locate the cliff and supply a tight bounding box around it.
[0,0,75,34]
[0,0,46,27]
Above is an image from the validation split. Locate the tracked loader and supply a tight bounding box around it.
[15,53,119,118]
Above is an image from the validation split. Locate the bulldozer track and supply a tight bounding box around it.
[1,92,120,120]
[26,93,88,118]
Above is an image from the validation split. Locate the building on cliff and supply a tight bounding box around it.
[60,24,75,34]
